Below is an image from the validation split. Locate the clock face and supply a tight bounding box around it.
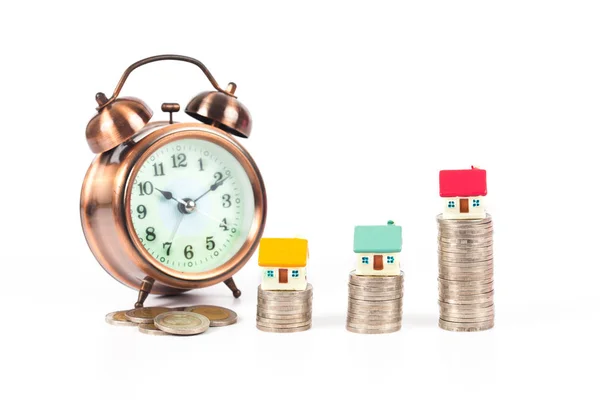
[127,137,255,274]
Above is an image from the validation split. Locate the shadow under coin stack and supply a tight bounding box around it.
[256,238,313,333]
[438,167,494,332]
[346,221,404,334]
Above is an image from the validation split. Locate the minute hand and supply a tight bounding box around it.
[193,177,230,202]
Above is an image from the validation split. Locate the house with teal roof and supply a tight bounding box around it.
[353,221,402,276]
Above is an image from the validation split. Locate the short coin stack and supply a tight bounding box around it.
[256,284,313,333]
[437,214,494,332]
[346,271,404,334]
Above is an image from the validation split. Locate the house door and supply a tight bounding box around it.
[460,199,469,213]
[279,269,288,284]
[373,255,383,270]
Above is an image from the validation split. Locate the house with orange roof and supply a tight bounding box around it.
[258,238,309,291]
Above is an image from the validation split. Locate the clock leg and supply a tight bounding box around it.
[224,277,242,298]
[134,277,155,308]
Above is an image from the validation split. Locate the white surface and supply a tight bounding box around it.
[2,1,599,399]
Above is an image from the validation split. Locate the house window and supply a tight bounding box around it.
[291,270,299,278]
[361,256,369,264]
[266,270,274,278]
[387,256,395,264]
[472,199,480,207]
[448,201,456,208]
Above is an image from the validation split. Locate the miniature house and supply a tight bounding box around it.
[258,238,309,291]
[353,221,402,276]
[439,166,487,220]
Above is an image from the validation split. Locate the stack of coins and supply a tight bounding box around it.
[437,214,494,332]
[346,271,404,334]
[256,284,313,333]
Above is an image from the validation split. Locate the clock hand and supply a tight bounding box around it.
[156,188,187,206]
[195,209,227,225]
[167,213,185,244]
[193,176,230,202]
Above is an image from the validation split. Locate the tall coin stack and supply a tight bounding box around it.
[346,272,404,334]
[256,284,313,333]
[437,215,494,332]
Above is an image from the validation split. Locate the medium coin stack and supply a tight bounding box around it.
[438,214,494,332]
[256,284,313,333]
[346,271,404,334]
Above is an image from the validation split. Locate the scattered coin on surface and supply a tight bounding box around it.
[154,311,210,335]
[124,307,172,324]
[105,311,137,327]
[184,305,238,327]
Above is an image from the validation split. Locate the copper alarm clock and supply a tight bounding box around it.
[81,55,267,307]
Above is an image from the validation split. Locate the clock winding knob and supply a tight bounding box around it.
[161,103,180,124]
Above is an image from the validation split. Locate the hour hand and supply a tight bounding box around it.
[156,188,187,206]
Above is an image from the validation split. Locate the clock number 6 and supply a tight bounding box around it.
[184,245,194,259]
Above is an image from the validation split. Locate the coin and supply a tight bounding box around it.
[440,312,495,321]
[347,316,403,325]
[440,315,494,323]
[184,305,238,327]
[347,321,402,329]
[348,292,402,301]
[438,260,494,268]
[124,307,172,324]
[256,320,311,329]
[438,273,494,281]
[438,319,494,332]
[257,298,313,307]
[256,312,311,319]
[257,316,310,324]
[346,325,401,334]
[347,306,402,315]
[105,311,137,327]
[257,284,313,297]
[256,323,312,333]
[257,306,312,315]
[348,286,402,294]
[438,237,494,245]
[439,287,493,296]
[349,271,403,283]
[154,311,210,335]
[138,323,170,336]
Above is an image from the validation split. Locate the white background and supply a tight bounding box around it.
[2,1,599,399]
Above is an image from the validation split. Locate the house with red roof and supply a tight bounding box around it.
[439,166,487,219]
